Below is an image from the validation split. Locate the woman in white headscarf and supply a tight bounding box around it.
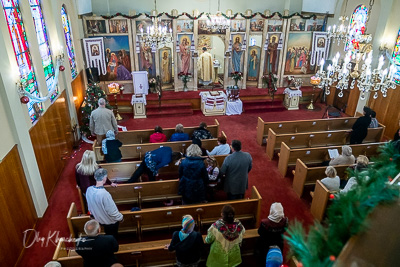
[102,130,123,163]
[256,202,288,266]
[329,145,356,166]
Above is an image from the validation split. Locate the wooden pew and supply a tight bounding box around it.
[256,116,385,146]
[53,228,259,267]
[292,159,352,198]
[106,119,219,145]
[67,186,262,241]
[100,154,228,182]
[266,126,385,159]
[94,131,227,162]
[277,142,384,176]
[310,180,333,221]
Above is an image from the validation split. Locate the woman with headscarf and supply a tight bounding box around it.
[329,145,356,166]
[179,144,208,204]
[166,215,204,267]
[256,203,288,265]
[102,130,122,163]
[205,205,245,267]
[350,106,372,144]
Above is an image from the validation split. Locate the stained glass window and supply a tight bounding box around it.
[392,28,400,85]
[1,0,42,122]
[345,4,368,52]
[61,5,77,79]
[29,0,57,100]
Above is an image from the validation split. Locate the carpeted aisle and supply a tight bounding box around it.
[18,103,328,267]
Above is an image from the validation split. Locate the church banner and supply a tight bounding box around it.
[83,38,107,75]
[310,32,330,66]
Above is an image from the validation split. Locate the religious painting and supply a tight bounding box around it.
[229,33,245,75]
[197,35,212,51]
[86,20,106,34]
[102,36,132,81]
[160,20,172,31]
[109,19,128,33]
[310,32,330,68]
[268,19,283,32]
[250,19,264,32]
[305,18,324,31]
[230,20,246,32]
[247,46,260,80]
[178,34,193,74]
[136,20,152,34]
[159,48,172,84]
[290,18,306,31]
[177,20,193,32]
[137,39,156,78]
[265,33,282,75]
[198,20,226,34]
[284,32,312,75]
[90,44,100,56]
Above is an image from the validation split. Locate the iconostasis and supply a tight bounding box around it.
[82,11,328,93]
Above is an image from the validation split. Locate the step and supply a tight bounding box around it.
[146,103,192,110]
[147,108,193,118]
[242,99,282,105]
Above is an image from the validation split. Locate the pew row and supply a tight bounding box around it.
[277,142,384,176]
[292,159,352,198]
[256,116,385,146]
[310,180,333,221]
[266,126,384,159]
[103,119,219,145]
[94,131,227,162]
[53,228,259,267]
[100,154,228,182]
[67,186,262,241]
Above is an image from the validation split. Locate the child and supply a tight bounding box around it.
[205,156,220,201]
[102,130,122,163]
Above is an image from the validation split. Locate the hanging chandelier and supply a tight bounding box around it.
[206,0,230,30]
[317,0,396,100]
[139,0,172,49]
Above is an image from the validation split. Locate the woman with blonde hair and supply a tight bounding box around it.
[76,150,116,211]
[329,145,356,166]
[321,166,340,191]
[341,155,370,193]
[179,144,208,204]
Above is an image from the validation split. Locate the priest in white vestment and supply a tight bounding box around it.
[198,47,214,85]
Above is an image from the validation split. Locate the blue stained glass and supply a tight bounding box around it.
[61,5,77,79]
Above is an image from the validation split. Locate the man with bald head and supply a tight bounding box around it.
[76,219,119,267]
[89,98,118,145]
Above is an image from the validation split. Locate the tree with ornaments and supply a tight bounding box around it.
[80,83,111,136]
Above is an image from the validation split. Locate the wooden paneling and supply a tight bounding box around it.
[29,91,73,198]
[325,83,360,116]
[369,84,400,140]
[0,145,37,266]
[71,70,85,123]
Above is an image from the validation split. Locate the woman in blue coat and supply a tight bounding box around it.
[179,144,208,204]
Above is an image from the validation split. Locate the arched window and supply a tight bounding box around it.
[29,0,57,99]
[61,4,77,79]
[1,0,42,122]
[392,28,400,84]
[345,4,368,52]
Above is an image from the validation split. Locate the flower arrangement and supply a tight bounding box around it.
[178,72,192,91]
[231,72,243,87]
[262,72,278,97]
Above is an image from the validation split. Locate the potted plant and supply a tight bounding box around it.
[178,72,192,91]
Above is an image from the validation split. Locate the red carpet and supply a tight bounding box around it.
[17,102,329,266]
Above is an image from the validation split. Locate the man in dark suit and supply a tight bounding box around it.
[76,220,119,267]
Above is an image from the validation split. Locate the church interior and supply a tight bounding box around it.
[1,0,400,266]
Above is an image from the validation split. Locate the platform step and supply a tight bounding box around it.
[147,108,193,118]
[147,103,192,110]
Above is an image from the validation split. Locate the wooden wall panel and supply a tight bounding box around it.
[369,84,400,139]
[0,145,37,266]
[71,70,85,123]
[29,91,73,198]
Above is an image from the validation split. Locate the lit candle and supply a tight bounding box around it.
[377,55,384,70]
[389,64,395,80]
[319,58,325,73]
[381,68,388,83]
[327,26,331,33]
[140,27,143,36]
[333,25,336,33]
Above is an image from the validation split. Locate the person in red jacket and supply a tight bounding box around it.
[149,125,167,143]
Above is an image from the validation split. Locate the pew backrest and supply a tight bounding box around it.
[266,127,384,159]
[310,180,332,221]
[277,142,384,176]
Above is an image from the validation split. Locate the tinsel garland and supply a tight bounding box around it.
[285,141,400,267]
[100,11,317,20]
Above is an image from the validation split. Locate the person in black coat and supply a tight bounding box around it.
[350,106,372,144]
[394,119,400,141]
[102,130,122,163]
[166,215,204,266]
[179,144,208,204]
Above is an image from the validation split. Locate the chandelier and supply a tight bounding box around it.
[139,0,172,49]
[206,0,230,30]
[317,0,396,100]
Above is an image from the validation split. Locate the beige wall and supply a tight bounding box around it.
[0,75,16,160]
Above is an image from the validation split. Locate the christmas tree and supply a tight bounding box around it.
[285,141,400,266]
[80,83,111,136]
